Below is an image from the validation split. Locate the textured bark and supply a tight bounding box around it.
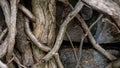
[16,11,34,67]
[32,0,56,68]
[0,0,120,68]
[82,0,120,29]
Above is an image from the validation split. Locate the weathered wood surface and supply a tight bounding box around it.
[32,0,57,68]
[57,0,120,43]
[16,12,34,67]
[82,0,120,29]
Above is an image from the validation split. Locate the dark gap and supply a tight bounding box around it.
[61,41,120,50]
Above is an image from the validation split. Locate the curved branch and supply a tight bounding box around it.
[82,0,120,29]
[24,17,51,52]
[66,1,116,61]
[13,53,27,68]
[76,14,103,68]
[18,4,36,22]
[0,0,11,26]
[54,53,64,68]
[76,15,116,61]
[0,0,10,58]
[0,28,7,41]
[6,0,18,60]
[102,18,120,33]
[42,0,84,61]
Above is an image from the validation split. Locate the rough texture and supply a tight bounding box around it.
[32,0,56,68]
[16,11,34,67]
[59,48,120,68]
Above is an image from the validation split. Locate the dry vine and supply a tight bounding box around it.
[42,0,84,61]
[0,0,119,68]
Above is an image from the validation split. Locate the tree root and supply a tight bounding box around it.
[82,0,120,30]
[18,4,36,22]
[42,0,84,61]
[25,17,64,68]
[24,17,51,52]
[67,2,116,61]
[0,28,7,42]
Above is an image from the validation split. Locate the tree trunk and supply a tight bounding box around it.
[32,0,56,68]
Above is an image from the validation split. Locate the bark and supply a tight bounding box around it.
[16,11,34,67]
[82,0,120,29]
[0,0,120,68]
[32,0,56,68]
